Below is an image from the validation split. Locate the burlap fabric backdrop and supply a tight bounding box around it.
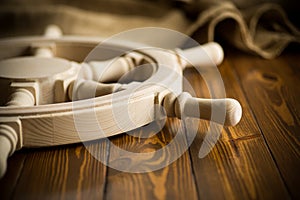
[0,0,299,58]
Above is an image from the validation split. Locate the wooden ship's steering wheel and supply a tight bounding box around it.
[0,26,242,177]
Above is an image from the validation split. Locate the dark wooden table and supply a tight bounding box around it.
[1,47,299,200]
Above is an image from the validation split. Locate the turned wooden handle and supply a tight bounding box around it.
[178,42,224,68]
[44,24,62,38]
[68,80,122,100]
[0,87,35,178]
[87,52,144,82]
[6,88,35,107]
[0,125,18,178]
[68,80,140,100]
[163,92,242,126]
[86,42,223,82]
[32,24,62,57]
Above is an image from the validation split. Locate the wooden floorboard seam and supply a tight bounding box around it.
[102,140,111,200]
[229,58,293,198]
[183,119,201,200]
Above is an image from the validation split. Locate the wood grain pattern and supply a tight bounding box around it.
[0,38,241,179]
[105,118,198,200]
[229,50,300,199]
[0,152,26,200]
[0,49,299,200]
[183,55,290,199]
[20,92,155,147]
[11,141,108,200]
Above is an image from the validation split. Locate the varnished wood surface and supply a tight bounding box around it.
[0,48,299,199]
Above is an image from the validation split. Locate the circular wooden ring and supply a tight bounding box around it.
[0,36,183,148]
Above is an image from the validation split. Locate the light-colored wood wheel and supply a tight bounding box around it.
[0,27,242,177]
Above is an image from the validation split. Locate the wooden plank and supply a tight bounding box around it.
[189,121,289,199]
[183,54,290,199]
[105,119,198,200]
[183,60,260,140]
[11,141,108,199]
[229,50,300,198]
[0,152,26,200]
